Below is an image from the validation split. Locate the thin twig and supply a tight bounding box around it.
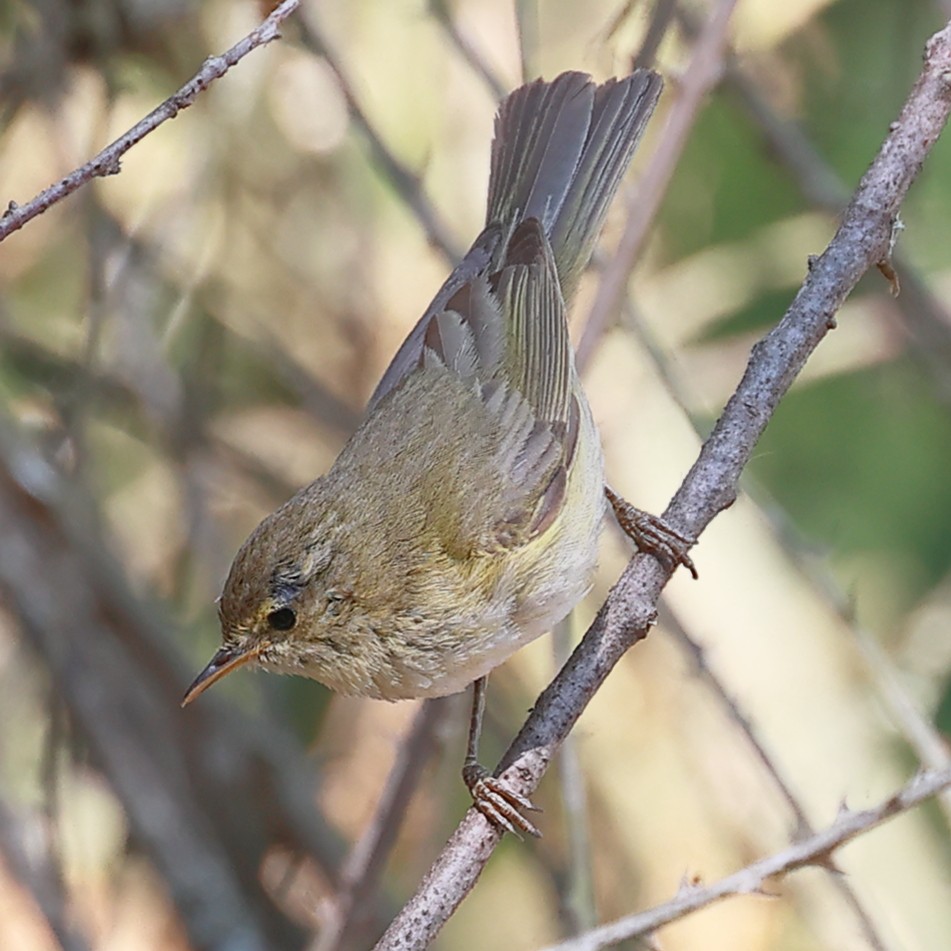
[296,16,463,262]
[663,605,892,951]
[576,0,738,368]
[0,0,301,243]
[428,0,507,100]
[374,19,951,950]
[539,766,951,951]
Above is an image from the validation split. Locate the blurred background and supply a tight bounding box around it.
[1,0,950,949]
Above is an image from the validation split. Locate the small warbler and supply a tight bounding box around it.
[183,69,692,836]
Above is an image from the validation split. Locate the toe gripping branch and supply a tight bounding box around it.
[605,485,698,580]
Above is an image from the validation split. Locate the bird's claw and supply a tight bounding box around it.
[606,485,698,580]
[463,763,541,838]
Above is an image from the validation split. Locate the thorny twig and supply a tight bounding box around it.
[0,0,302,243]
[539,767,951,951]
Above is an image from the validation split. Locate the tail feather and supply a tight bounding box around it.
[486,70,662,304]
[367,69,662,413]
[486,72,593,232]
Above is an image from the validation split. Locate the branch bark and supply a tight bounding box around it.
[0,0,302,243]
[375,18,951,950]
[539,767,951,951]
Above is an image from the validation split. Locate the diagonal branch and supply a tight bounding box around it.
[539,766,951,951]
[576,0,740,368]
[374,18,951,951]
[312,698,450,951]
[296,15,464,262]
[0,0,302,243]
[664,606,891,950]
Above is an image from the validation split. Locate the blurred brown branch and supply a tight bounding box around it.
[297,14,464,263]
[540,766,951,951]
[576,0,738,367]
[311,698,449,951]
[428,0,507,100]
[663,604,891,950]
[0,795,92,951]
[0,418,352,951]
[0,0,301,243]
[375,17,951,950]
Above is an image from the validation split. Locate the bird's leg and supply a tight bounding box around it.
[605,485,698,580]
[462,675,541,838]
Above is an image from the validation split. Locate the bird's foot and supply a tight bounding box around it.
[463,762,541,839]
[605,485,698,580]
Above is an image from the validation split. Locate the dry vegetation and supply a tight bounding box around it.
[1,1,950,950]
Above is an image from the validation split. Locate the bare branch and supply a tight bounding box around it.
[664,606,891,951]
[428,0,507,101]
[0,0,302,243]
[632,0,680,70]
[374,18,951,950]
[540,767,951,951]
[296,16,464,262]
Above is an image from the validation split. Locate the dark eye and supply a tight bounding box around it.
[267,607,297,632]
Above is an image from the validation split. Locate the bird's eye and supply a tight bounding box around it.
[267,607,297,631]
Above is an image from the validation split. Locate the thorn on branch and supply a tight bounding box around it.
[675,871,703,897]
[876,259,901,296]
[876,213,904,295]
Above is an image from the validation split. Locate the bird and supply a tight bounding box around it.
[183,68,692,837]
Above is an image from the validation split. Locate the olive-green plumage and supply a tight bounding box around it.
[184,69,663,705]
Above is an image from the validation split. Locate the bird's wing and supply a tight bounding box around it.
[417,219,580,552]
[366,224,502,412]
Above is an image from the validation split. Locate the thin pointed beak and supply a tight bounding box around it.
[181,640,269,707]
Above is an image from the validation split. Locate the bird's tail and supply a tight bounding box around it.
[485,69,662,305]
